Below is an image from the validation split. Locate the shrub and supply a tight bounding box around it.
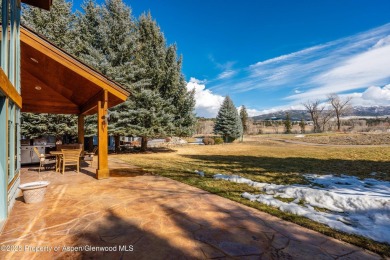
[214,137,224,144]
[203,137,215,145]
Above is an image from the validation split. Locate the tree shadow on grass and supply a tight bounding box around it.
[181,155,390,181]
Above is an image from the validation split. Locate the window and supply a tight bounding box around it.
[8,100,15,183]
[1,0,21,185]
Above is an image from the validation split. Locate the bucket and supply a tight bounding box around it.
[19,181,50,203]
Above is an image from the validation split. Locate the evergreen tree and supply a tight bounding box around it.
[284,112,292,134]
[111,89,174,151]
[134,12,167,91]
[84,115,97,137]
[22,0,76,51]
[110,11,195,150]
[21,0,196,150]
[72,0,108,72]
[299,118,305,133]
[239,105,248,141]
[100,0,137,82]
[214,96,243,143]
[21,0,78,140]
[21,113,77,138]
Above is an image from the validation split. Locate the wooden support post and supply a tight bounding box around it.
[78,114,85,152]
[96,90,109,179]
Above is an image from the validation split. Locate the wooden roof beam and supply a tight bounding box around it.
[79,90,103,115]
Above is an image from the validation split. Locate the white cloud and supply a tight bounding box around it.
[371,35,390,49]
[330,84,390,107]
[209,23,390,109]
[217,69,236,80]
[186,77,224,118]
[287,43,390,101]
[187,78,269,118]
[361,85,390,103]
[236,106,264,117]
[246,108,263,117]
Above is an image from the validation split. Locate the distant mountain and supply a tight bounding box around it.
[252,106,390,121]
[352,106,390,117]
[252,110,311,121]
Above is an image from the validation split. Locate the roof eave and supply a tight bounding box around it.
[21,0,53,10]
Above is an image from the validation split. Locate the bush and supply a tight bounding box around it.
[203,137,215,145]
[214,137,224,144]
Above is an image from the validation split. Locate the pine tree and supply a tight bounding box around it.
[21,113,77,138]
[21,0,78,140]
[22,0,76,51]
[214,96,243,143]
[21,0,196,150]
[284,112,292,134]
[299,118,305,133]
[111,89,174,151]
[73,0,108,72]
[134,12,167,91]
[110,11,195,150]
[239,105,248,141]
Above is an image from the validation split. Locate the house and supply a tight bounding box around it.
[0,0,129,230]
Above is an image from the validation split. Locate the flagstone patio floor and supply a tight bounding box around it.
[0,158,381,259]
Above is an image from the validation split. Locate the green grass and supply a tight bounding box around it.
[115,141,390,256]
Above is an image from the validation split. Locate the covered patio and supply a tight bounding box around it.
[20,26,130,179]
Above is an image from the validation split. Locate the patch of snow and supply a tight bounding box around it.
[194,170,205,177]
[295,134,305,138]
[214,173,390,243]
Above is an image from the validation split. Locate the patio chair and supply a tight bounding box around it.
[83,146,98,167]
[61,149,82,174]
[33,147,56,174]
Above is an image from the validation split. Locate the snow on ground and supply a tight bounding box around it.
[214,173,390,244]
[194,170,205,177]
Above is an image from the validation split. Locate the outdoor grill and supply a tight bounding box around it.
[21,138,56,165]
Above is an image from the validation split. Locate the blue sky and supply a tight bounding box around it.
[72,0,390,117]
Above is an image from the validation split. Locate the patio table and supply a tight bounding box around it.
[49,151,63,172]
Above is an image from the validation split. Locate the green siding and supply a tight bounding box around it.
[0,0,21,220]
[0,97,7,220]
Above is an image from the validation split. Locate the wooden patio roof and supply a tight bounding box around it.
[20,26,130,115]
[21,0,52,10]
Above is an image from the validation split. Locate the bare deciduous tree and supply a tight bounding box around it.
[303,100,322,132]
[328,94,352,131]
[319,109,334,132]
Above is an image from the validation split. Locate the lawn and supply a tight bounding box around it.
[115,138,390,256]
[256,132,390,145]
